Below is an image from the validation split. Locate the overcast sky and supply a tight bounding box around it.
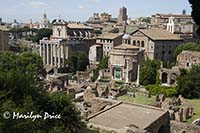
[0,0,192,23]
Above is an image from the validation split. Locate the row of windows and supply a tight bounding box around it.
[133,40,145,47]
[99,39,113,43]
[124,40,145,47]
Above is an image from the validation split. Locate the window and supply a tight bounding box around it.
[133,40,136,46]
[128,40,131,44]
[141,41,144,47]
[137,41,140,47]
[57,29,61,36]
[155,53,158,59]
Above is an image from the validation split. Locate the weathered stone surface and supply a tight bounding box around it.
[155,94,160,102]
[175,109,183,122]
[154,101,162,108]
[192,119,200,126]
[169,110,175,120]
[183,107,190,121]
[83,89,98,103]
[171,121,200,133]
[159,94,166,101]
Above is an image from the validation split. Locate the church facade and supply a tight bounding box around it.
[40,18,95,69]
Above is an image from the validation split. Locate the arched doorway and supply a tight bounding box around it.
[161,73,168,83]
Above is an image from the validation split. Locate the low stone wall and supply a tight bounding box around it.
[170,121,200,133]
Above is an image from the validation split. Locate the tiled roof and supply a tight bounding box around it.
[133,28,183,41]
[67,23,93,29]
[153,14,192,19]
[96,33,123,40]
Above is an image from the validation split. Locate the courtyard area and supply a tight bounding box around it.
[118,91,200,124]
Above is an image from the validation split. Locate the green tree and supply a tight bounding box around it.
[189,0,200,37]
[34,28,52,43]
[177,65,200,99]
[174,42,200,58]
[44,92,86,132]
[139,59,161,85]
[91,56,109,82]
[67,51,89,74]
[0,51,85,132]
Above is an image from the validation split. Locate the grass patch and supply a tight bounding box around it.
[118,92,155,106]
[186,99,200,124]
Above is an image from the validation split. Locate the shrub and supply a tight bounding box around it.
[146,85,178,97]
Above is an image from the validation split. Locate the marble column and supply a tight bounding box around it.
[53,44,56,66]
[125,60,129,83]
[39,43,42,57]
[136,65,140,85]
[58,45,61,67]
[55,45,57,67]
[50,44,53,66]
[61,44,64,67]
[43,43,46,65]
[47,44,49,65]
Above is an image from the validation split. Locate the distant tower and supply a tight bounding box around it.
[118,6,128,25]
[167,17,175,33]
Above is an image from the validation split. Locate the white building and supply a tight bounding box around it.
[39,14,51,29]
[40,18,95,70]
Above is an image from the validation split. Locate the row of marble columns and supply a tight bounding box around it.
[40,43,66,68]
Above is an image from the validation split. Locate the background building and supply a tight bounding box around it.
[96,33,123,57]
[130,29,183,62]
[89,44,103,65]
[110,44,144,82]
[0,26,9,51]
[39,13,51,29]
[151,13,194,38]
[151,14,193,26]
[40,18,95,69]
[118,7,128,25]
[176,50,200,69]
[88,12,112,23]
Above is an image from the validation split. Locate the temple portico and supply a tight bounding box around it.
[40,40,67,68]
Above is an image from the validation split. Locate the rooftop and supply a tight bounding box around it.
[114,43,140,50]
[89,102,167,131]
[96,33,123,40]
[132,28,182,41]
[0,26,9,31]
[68,23,93,29]
[153,13,192,19]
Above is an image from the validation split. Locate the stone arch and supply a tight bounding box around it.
[170,73,177,85]
[161,72,168,83]
[158,125,166,133]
